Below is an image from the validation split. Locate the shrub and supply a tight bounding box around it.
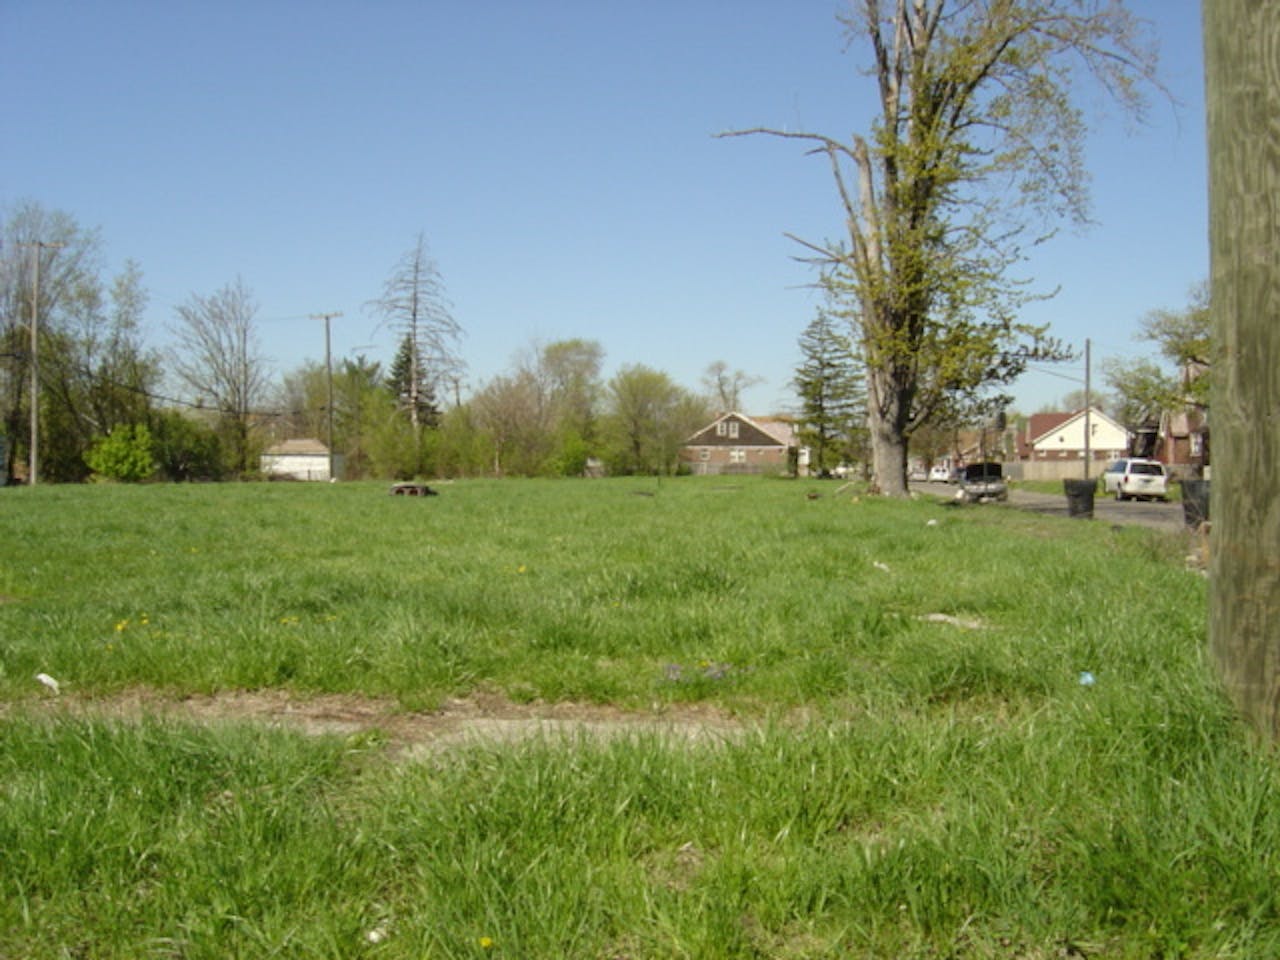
[84,424,157,482]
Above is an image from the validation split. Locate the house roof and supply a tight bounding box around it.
[1029,408,1124,445]
[263,438,330,456]
[685,412,796,448]
[1015,412,1070,460]
[1015,408,1128,459]
[750,415,799,447]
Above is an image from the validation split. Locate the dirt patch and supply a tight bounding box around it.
[11,688,748,758]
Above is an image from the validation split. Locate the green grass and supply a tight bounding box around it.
[2,476,1272,958]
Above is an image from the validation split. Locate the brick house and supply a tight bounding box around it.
[679,412,799,476]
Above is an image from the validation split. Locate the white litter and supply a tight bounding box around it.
[926,519,939,527]
[872,561,891,573]
[918,613,983,630]
[35,673,60,695]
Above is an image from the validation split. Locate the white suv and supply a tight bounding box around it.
[1101,458,1169,502]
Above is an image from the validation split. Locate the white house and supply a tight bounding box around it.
[1018,408,1130,463]
[260,438,342,481]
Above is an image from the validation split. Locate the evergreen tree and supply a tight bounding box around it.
[793,307,866,474]
[386,334,440,428]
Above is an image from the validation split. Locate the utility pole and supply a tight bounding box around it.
[311,312,342,480]
[1205,0,1280,739]
[1083,339,1092,479]
[21,241,64,486]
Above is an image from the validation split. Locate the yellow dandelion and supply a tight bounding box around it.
[479,936,494,950]
[115,620,128,632]
[516,565,527,574]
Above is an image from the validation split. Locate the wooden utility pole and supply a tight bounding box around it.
[311,312,342,481]
[21,240,64,486]
[1083,339,1091,479]
[29,246,40,485]
[1204,0,1280,737]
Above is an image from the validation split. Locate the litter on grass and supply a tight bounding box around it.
[918,613,984,630]
[35,673,60,695]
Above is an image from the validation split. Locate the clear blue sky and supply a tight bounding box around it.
[1,0,1207,416]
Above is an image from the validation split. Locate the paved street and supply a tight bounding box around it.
[914,481,1189,533]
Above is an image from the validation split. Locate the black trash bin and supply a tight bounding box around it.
[1063,478,1097,519]
[1181,479,1210,528]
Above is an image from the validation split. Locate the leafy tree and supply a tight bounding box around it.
[602,365,709,475]
[727,1,1157,495]
[471,370,549,476]
[168,278,269,475]
[0,203,160,481]
[334,355,389,478]
[540,338,604,468]
[1,203,97,478]
[149,409,224,481]
[84,423,156,482]
[284,353,420,481]
[433,402,493,478]
[465,339,606,477]
[273,360,327,445]
[366,396,423,480]
[793,305,866,474]
[1104,282,1210,438]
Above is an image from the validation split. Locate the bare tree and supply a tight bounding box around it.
[725,1,1158,495]
[169,278,269,473]
[471,370,545,477]
[367,233,462,432]
[701,361,763,414]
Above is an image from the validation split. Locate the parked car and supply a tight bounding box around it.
[928,465,952,483]
[956,461,1008,502]
[1101,458,1169,501]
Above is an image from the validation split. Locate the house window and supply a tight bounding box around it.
[729,449,746,464]
[727,421,739,438]
[698,448,710,461]
[715,421,727,436]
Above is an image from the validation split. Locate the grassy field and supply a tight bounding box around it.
[1,477,1273,958]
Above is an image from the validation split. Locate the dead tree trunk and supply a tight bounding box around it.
[1204,0,1280,737]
